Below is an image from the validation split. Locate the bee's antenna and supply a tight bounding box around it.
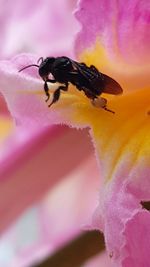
[37,57,44,64]
[18,64,39,72]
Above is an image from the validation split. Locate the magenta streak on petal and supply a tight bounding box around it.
[75,0,150,64]
[117,0,150,64]
[75,0,114,54]
[0,93,10,115]
[0,125,95,234]
[122,211,150,267]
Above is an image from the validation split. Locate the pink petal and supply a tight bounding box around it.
[0,125,96,235]
[122,211,150,267]
[75,0,150,64]
[93,158,150,267]
[0,53,85,127]
[0,94,9,115]
[0,151,100,267]
[83,252,111,267]
[0,0,79,57]
[0,53,97,128]
[0,54,60,126]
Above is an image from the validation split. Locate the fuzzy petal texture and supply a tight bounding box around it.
[1,53,149,267]
[74,1,150,266]
[93,176,150,267]
[0,1,150,267]
[122,211,150,267]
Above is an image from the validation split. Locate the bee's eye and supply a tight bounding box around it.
[39,64,49,77]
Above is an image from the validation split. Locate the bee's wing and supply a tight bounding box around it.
[102,74,123,95]
[71,60,93,79]
[72,60,123,95]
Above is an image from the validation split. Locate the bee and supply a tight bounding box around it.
[19,56,123,113]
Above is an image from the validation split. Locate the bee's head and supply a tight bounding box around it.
[19,56,55,80]
[38,57,55,79]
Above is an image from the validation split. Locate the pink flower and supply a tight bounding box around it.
[0,1,100,266]
[75,1,150,266]
[0,0,150,267]
[0,126,100,267]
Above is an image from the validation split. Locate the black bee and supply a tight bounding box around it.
[19,56,123,113]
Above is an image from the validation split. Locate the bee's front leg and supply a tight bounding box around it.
[48,83,68,107]
[44,82,50,102]
[44,79,57,102]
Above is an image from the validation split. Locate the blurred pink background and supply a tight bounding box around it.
[0,1,102,267]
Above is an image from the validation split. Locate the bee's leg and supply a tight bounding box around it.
[82,87,96,100]
[103,106,115,114]
[82,87,115,114]
[46,79,56,83]
[48,89,60,107]
[92,97,115,114]
[60,82,69,92]
[48,83,68,107]
[44,82,50,102]
[44,79,57,102]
